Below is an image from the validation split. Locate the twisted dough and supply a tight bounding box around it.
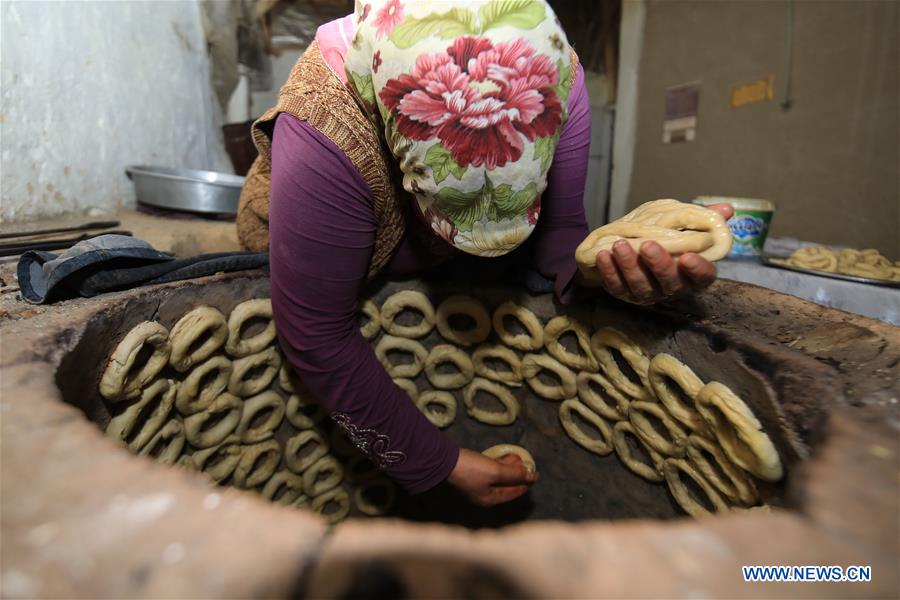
[774,245,900,281]
[227,347,282,397]
[662,458,729,517]
[284,430,329,474]
[576,199,732,282]
[183,392,243,449]
[106,378,176,452]
[613,421,664,482]
[236,390,286,443]
[424,344,475,389]
[463,377,519,426]
[175,355,232,416]
[261,470,307,506]
[522,353,577,400]
[233,439,281,489]
[225,298,277,357]
[303,455,344,497]
[286,390,326,430]
[628,401,688,457]
[416,390,457,429]
[482,444,536,473]
[472,344,523,387]
[380,290,435,338]
[435,295,492,346]
[559,398,614,456]
[543,316,599,372]
[590,328,652,401]
[168,306,227,372]
[687,434,758,506]
[99,321,171,401]
[576,371,629,421]
[138,419,185,465]
[492,302,543,351]
[192,436,242,482]
[312,487,351,524]
[647,353,707,433]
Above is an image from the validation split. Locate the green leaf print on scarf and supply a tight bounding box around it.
[349,71,376,106]
[390,8,477,49]
[555,57,572,102]
[485,181,538,222]
[480,0,546,32]
[424,144,467,184]
[435,186,484,232]
[532,133,559,175]
[435,175,536,232]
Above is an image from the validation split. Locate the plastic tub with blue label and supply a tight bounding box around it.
[693,196,775,259]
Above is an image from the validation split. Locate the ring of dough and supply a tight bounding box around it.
[786,246,838,272]
[286,391,326,430]
[375,335,428,378]
[648,353,707,432]
[482,444,536,473]
[261,470,307,506]
[284,430,329,474]
[558,398,614,456]
[236,390,286,443]
[393,378,418,400]
[359,300,382,340]
[100,321,171,401]
[311,487,350,525]
[380,290,435,338]
[472,344,523,387]
[233,439,281,489]
[662,458,729,517]
[138,419,185,465]
[303,455,344,497]
[416,390,457,429]
[492,302,543,351]
[590,328,652,401]
[168,306,227,372]
[463,378,519,426]
[279,363,300,394]
[612,421,664,482]
[522,353,577,400]
[435,295,491,346]
[346,455,379,483]
[575,199,732,282]
[225,298,277,357]
[544,316,599,372]
[176,355,232,416]
[695,381,783,481]
[192,437,242,482]
[354,477,396,516]
[183,392,243,449]
[106,378,176,452]
[628,401,688,457]
[687,434,758,506]
[424,344,475,389]
[576,371,629,420]
[227,347,282,397]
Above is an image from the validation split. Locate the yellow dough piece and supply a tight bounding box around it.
[416,390,458,429]
[359,300,382,340]
[261,470,307,506]
[590,328,652,401]
[139,419,185,466]
[380,290,435,338]
[375,335,428,378]
[435,295,492,346]
[236,390,286,443]
[183,392,243,449]
[233,439,281,489]
[168,306,227,372]
[695,381,783,482]
[227,347,282,397]
[286,390,326,430]
[99,321,171,401]
[472,344,523,387]
[463,377,520,426]
[543,316,599,372]
[303,455,344,497]
[576,371,629,421]
[106,378,176,452]
[522,353,577,400]
[662,458,729,517]
[279,363,300,394]
[647,353,707,433]
[424,344,475,389]
[628,401,688,457]
[284,430,329,474]
[311,487,351,524]
[225,298,277,357]
[492,301,544,351]
[482,444,536,472]
[575,199,732,283]
[559,398,614,456]
[393,377,418,400]
[353,477,396,516]
[175,355,232,416]
[613,421,664,482]
[687,434,758,506]
[192,436,242,482]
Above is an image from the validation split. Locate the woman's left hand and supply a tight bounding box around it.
[593,203,734,305]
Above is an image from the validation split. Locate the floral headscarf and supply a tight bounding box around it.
[343,0,573,257]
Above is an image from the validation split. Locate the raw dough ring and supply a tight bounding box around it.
[687,434,758,506]
[375,335,428,378]
[662,458,729,517]
[463,378,520,426]
[695,381,783,481]
[628,401,688,457]
[236,390,286,443]
[353,477,396,516]
[613,421,664,482]
[380,290,435,338]
[168,306,227,372]
[233,439,281,489]
[482,444,536,472]
[359,300,381,340]
[435,295,491,346]
[225,298,276,357]
[106,378,176,452]
[522,353,577,400]
[416,390,457,429]
[261,470,307,506]
[183,392,243,449]
[175,355,232,416]
[393,378,418,400]
[286,391,326,430]
[559,398,614,456]
[279,363,299,393]
[192,437,242,482]
[472,344,523,387]
[99,321,171,401]
[492,302,543,351]
[228,347,282,397]
[576,371,629,420]
[544,316,599,372]
[284,430,329,474]
[311,487,351,524]
[303,455,344,497]
[648,353,707,432]
[424,344,475,389]
[590,328,652,401]
[138,419,185,465]
[787,246,838,272]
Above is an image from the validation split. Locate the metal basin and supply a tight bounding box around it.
[125,165,245,216]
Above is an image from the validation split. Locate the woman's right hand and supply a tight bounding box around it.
[447,448,538,507]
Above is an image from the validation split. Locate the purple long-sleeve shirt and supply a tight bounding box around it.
[269,65,591,493]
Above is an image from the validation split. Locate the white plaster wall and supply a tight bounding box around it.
[0,0,230,223]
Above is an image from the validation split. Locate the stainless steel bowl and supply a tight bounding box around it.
[125,165,245,216]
